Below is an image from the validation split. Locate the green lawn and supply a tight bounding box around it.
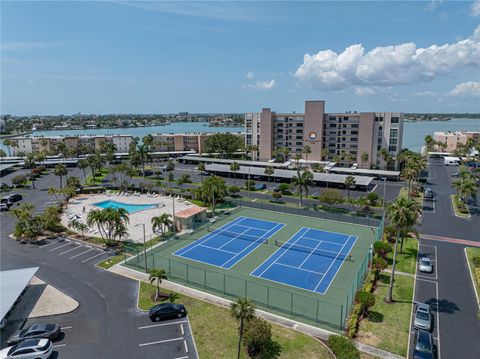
[450,195,470,218]
[398,188,423,206]
[97,254,124,269]
[357,273,414,357]
[138,282,333,359]
[386,238,418,274]
[86,168,109,185]
[465,247,480,308]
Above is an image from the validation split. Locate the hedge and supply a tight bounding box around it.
[328,335,360,359]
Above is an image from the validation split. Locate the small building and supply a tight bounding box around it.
[175,206,207,231]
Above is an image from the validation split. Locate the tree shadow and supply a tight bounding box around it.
[366,311,384,323]
[425,298,460,314]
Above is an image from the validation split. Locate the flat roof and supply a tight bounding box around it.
[180,155,291,168]
[205,164,374,186]
[328,167,400,177]
[0,267,38,320]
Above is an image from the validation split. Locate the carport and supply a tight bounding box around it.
[0,267,38,323]
[205,164,374,190]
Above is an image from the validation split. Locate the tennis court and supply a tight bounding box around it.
[251,227,357,294]
[173,216,285,269]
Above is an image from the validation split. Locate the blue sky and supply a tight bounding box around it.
[1,1,479,115]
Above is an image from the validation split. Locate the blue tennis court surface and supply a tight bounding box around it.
[173,216,285,269]
[251,227,357,295]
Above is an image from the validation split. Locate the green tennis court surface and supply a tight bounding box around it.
[123,207,382,331]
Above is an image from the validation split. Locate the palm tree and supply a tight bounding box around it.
[379,148,391,170]
[250,145,259,161]
[424,135,436,152]
[54,164,68,188]
[149,268,168,302]
[151,213,173,235]
[230,297,256,359]
[230,161,240,186]
[344,175,356,199]
[386,197,421,302]
[321,148,330,162]
[293,154,302,169]
[86,207,129,246]
[290,170,314,206]
[24,153,37,189]
[360,152,369,169]
[302,145,312,163]
[197,162,206,182]
[78,159,89,184]
[264,166,274,189]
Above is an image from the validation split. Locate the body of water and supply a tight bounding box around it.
[2,118,479,155]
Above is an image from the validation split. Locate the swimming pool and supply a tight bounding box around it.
[94,200,157,214]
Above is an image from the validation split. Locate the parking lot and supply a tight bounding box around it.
[409,243,440,359]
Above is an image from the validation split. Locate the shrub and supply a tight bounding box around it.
[272,191,282,202]
[373,241,392,258]
[244,179,256,191]
[372,257,387,274]
[328,335,360,359]
[347,304,362,338]
[277,183,290,194]
[243,317,282,358]
[355,291,376,315]
[473,255,480,268]
[11,174,27,187]
[367,191,380,206]
[228,185,240,196]
[318,189,344,207]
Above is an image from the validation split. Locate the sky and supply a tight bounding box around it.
[1,1,479,115]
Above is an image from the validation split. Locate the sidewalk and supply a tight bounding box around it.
[109,264,405,359]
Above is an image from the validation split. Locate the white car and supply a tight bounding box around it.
[0,338,52,359]
[419,257,433,273]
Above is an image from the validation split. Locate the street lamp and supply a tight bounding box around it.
[135,223,147,273]
[381,177,387,216]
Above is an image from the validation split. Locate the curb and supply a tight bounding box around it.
[464,247,480,310]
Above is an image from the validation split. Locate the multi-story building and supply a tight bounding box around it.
[8,135,133,156]
[433,131,480,153]
[245,100,403,169]
[150,132,243,154]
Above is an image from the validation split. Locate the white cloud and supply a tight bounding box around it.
[246,79,276,90]
[412,91,437,96]
[354,87,377,96]
[449,81,480,97]
[472,0,480,17]
[246,71,255,80]
[426,0,443,12]
[294,26,480,91]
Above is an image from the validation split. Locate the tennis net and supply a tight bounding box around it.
[274,240,352,261]
[207,225,269,244]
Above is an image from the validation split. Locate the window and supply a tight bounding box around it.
[351,124,359,128]
[390,129,398,138]
[389,145,397,152]
[296,129,302,133]
[329,124,336,128]
[296,142,303,146]
[391,117,399,123]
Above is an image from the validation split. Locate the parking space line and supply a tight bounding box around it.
[184,339,189,353]
[53,344,66,348]
[436,280,441,359]
[172,357,188,359]
[40,241,61,249]
[61,326,72,330]
[81,251,105,263]
[417,277,438,284]
[59,245,83,256]
[49,243,72,252]
[180,323,185,335]
[70,248,94,259]
[138,320,187,330]
[139,337,184,347]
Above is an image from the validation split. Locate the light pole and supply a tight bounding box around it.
[381,177,387,216]
[172,195,176,234]
[135,223,147,273]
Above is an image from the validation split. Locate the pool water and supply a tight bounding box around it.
[94,200,157,213]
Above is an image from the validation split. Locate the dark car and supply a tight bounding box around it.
[413,330,435,359]
[149,303,187,322]
[423,188,434,199]
[254,183,267,190]
[7,323,61,345]
[1,193,22,204]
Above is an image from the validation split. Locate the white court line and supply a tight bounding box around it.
[198,244,237,254]
[49,243,72,252]
[138,320,187,330]
[300,235,345,247]
[139,337,184,347]
[70,248,94,259]
[235,224,269,232]
[58,245,82,256]
[218,228,252,249]
[81,251,106,263]
[222,223,285,269]
[177,217,246,256]
[255,227,308,277]
[274,262,325,276]
[298,240,323,268]
[313,236,350,292]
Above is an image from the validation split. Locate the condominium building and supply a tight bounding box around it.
[245,100,403,169]
[433,131,480,152]
[150,132,243,154]
[7,135,133,156]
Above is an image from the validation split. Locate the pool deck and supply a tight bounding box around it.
[62,193,197,242]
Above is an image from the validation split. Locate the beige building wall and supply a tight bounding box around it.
[259,108,273,161]
[174,135,184,151]
[303,100,325,161]
[357,113,375,168]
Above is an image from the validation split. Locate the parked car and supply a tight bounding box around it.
[7,323,61,345]
[413,330,435,359]
[423,188,434,199]
[0,203,9,211]
[0,339,53,359]
[254,183,267,190]
[1,193,22,204]
[419,257,433,273]
[414,303,432,331]
[0,318,7,330]
[149,303,187,322]
[451,172,460,178]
